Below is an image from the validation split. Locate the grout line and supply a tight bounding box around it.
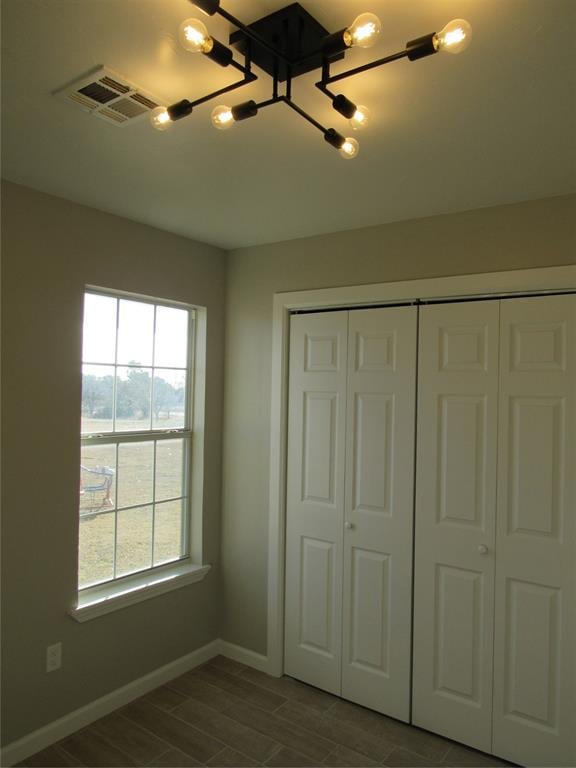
[222,709,331,764]
[62,724,139,766]
[227,669,339,718]
[321,746,339,766]
[271,706,395,764]
[260,741,287,768]
[437,741,453,762]
[120,703,219,760]
[105,721,176,765]
[266,743,284,760]
[191,668,291,714]
[207,658,247,676]
[143,683,194,712]
[146,748,173,766]
[57,743,89,767]
[323,699,340,714]
[136,689,281,764]
[205,745,230,765]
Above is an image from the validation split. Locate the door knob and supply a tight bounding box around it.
[344,521,354,530]
[477,544,489,555]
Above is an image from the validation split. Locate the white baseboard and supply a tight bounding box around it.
[217,639,270,674]
[1,639,221,767]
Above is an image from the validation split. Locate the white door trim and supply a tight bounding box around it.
[267,266,576,677]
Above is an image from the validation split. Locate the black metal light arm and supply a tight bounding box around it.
[283,98,327,135]
[243,91,339,145]
[229,57,251,75]
[192,0,220,15]
[254,96,283,111]
[187,69,257,109]
[315,31,439,92]
[168,50,257,115]
[317,48,409,90]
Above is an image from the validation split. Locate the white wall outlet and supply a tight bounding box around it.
[46,642,62,672]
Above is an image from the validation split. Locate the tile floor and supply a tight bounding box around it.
[19,656,514,768]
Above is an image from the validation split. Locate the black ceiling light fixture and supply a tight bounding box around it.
[151,1,472,159]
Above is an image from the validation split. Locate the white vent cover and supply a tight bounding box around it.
[54,67,162,127]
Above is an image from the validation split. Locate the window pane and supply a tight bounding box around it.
[116,506,153,577]
[83,294,117,364]
[79,512,115,588]
[154,500,185,566]
[155,439,185,501]
[82,365,114,434]
[117,441,154,508]
[152,369,186,430]
[154,306,189,368]
[117,299,154,366]
[80,444,116,514]
[115,366,152,431]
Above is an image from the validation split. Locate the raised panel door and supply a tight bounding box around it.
[284,312,348,693]
[412,301,500,751]
[341,307,417,720]
[492,295,575,767]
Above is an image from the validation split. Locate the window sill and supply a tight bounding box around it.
[69,562,211,622]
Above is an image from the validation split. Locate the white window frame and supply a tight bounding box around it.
[70,288,210,622]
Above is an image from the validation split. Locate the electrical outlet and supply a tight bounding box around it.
[46,642,62,672]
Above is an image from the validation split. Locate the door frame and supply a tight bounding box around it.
[266,266,576,677]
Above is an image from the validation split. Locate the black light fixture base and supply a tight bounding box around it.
[406,33,437,61]
[324,128,345,149]
[229,2,345,81]
[168,99,194,120]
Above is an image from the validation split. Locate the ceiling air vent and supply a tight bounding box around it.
[54,67,162,127]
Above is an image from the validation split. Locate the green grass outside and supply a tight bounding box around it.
[79,417,188,588]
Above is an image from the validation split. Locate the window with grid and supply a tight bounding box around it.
[78,291,194,591]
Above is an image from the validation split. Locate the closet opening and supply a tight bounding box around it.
[274,269,575,767]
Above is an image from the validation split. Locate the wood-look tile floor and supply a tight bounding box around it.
[19,656,514,768]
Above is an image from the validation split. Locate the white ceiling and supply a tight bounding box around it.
[2,0,575,249]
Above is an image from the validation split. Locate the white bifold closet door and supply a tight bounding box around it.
[413,295,576,767]
[285,307,417,719]
[412,300,500,752]
[285,311,348,694]
[492,295,575,767]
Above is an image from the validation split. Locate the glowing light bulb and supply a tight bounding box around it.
[150,106,172,131]
[344,13,381,49]
[178,18,214,53]
[434,19,472,54]
[339,137,359,159]
[350,105,370,131]
[211,104,234,129]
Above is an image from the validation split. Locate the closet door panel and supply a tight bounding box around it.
[412,301,499,752]
[492,295,575,767]
[341,307,417,720]
[284,312,348,693]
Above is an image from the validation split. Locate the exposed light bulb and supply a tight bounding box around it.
[211,104,234,129]
[350,105,370,131]
[339,137,359,159]
[150,106,172,131]
[344,13,381,49]
[178,18,214,53]
[434,19,472,54]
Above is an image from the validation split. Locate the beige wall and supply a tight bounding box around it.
[0,181,226,744]
[221,193,576,654]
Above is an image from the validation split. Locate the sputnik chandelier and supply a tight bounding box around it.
[151,0,472,159]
